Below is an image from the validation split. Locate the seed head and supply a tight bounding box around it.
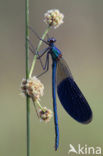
[39,107,53,123]
[44,9,64,29]
[21,76,44,101]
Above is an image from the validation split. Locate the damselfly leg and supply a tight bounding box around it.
[37,52,49,78]
[28,38,50,74]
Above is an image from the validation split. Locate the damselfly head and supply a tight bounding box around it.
[47,37,56,44]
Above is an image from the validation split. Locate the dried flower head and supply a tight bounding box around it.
[39,107,53,123]
[21,76,44,101]
[44,9,64,29]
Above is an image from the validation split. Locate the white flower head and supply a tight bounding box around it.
[44,9,64,29]
[21,76,44,101]
[39,107,53,123]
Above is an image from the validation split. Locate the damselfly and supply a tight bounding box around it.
[29,27,93,150]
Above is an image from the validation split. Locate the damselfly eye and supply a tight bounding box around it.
[47,37,56,43]
[52,38,56,42]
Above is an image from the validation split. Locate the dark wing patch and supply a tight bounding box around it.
[56,58,92,124]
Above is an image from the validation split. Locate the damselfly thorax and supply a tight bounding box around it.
[47,37,62,61]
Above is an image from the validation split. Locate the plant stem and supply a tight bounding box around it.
[36,100,45,111]
[25,0,30,155]
[29,26,50,78]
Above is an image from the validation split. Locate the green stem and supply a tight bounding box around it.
[36,100,45,111]
[32,99,45,113]
[29,26,50,78]
[25,0,30,155]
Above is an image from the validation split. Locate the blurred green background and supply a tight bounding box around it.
[0,0,103,156]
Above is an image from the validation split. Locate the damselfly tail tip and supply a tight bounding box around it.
[55,145,59,151]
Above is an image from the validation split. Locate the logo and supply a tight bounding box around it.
[68,144,102,155]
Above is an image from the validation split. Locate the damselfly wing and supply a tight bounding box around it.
[56,58,92,124]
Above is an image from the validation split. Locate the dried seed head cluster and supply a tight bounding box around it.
[44,9,64,29]
[39,107,53,123]
[21,76,44,101]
